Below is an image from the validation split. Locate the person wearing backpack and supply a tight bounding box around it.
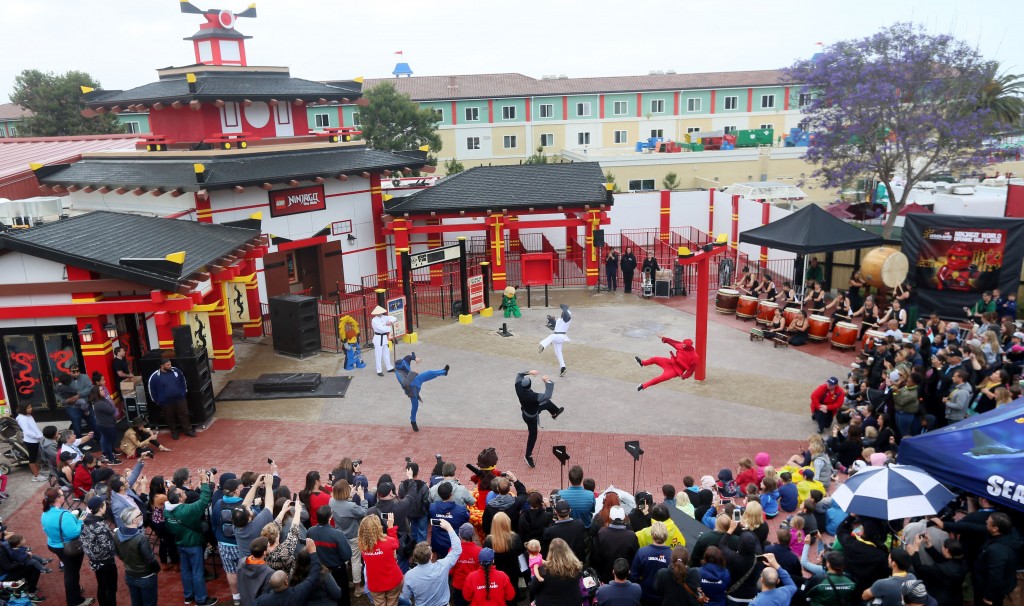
[398,462,431,543]
[213,475,258,606]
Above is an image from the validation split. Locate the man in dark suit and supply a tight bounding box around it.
[621,248,638,294]
[543,499,585,561]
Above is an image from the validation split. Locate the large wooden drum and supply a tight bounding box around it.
[783,306,801,326]
[808,315,831,341]
[756,300,779,325]
[861,247,909,288]
[715,288,740,314]
[831,322,858,349]
[862,329,886,351]
[736,295,759,319]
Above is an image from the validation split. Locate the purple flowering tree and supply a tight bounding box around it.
[788,23,1004,238]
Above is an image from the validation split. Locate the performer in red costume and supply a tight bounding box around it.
[635,335,700,391]
[935,243,980,291]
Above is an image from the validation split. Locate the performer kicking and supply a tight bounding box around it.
[370,305,397,376]
[395,352,449,432]
[635,335,699,391]
[539,304,572,377]
[515,370,564,468]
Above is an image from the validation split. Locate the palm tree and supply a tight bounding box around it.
[976,68,1024,127]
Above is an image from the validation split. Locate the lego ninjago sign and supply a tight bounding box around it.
[269,185,326,217]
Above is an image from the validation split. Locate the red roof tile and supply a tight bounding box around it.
[0,134,141,184]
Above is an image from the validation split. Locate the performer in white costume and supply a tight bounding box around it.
[538,303,572,377]
[370,305,397,376]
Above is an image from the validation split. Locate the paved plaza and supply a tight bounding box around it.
[1,288,849,604]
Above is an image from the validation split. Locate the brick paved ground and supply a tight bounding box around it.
[2,288,845,605]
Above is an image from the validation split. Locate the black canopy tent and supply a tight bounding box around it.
[739,203,882,294]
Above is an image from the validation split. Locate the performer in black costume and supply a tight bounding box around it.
[515,370,564,468]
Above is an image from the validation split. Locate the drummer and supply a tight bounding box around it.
[786,310,810,346]
[878,299,908,331]
[762,307,787,341]
[803,280,827,314]
[733,266,754,293]
[737,268,760,296]
[824,291,853,329]
[776,281,799,308]
[755,273,778,300]
[852,295,882,339]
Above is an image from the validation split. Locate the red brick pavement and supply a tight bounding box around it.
[4,419,806,604]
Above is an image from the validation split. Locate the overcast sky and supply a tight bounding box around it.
[2,0,1022,101]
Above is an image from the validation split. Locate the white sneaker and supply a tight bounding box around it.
[32,474,49,482]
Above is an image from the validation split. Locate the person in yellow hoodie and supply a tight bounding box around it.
[796,468,825,504]
[635,504,685,548]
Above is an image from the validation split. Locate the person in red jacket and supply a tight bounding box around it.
[358,512,403,604]
[450,523,481,606]
[462,548,515,606]
[810,376,845,432]
[734,458,759,494]
[635,335,700,391]
[72,453,98,498]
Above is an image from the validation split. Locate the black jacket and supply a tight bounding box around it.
[621,254,637,274]
[912,546,968,606]
[835,517,890,594]
[254,552,321,606]
[518,508,553,545]
[482,482,528,535]
[305,524,352,570]
[114,529,157,577]
[530,568,583,606]
[688,530,727,567]
[944,509,994,563]
[592,524,639,583]
[543,518,586,561]
[974,531,1022,602]
[642,257,660,274]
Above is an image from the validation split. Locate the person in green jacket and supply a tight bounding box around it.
[166,469,218,606]
[800,550,857,606]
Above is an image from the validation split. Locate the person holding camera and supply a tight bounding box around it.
[482,473,527,535]
[41,486,87,606]
[401,519,461,606]
[166,468,219,606]
[234,474,275,561]
[368,481,415,573]
[358,512,403,606]
[114,507,160,606]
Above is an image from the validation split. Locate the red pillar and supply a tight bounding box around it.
[67,267,118,403]
[391,217,411,270]
[369,174,389,280]
[154,311,178,350]
[239,256,264,338]
[209,272,236,371]
[486,215,507,290]
[584,211,601,287]
[659,190,670,241]
[731,194,741,265]
[508,216,520,254]
[708,189,715,235]
[426,218,443,285]
[759,202,771,269]
[694,257,710,381]
[195,191,212,224]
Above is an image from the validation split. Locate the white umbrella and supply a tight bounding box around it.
[595,485,637,515]
[832,464,955,521]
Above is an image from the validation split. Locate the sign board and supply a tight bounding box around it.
[410,244,461,269]
[387,296,407,338]
[225,282,250,323]
[520,252,556,286]
[269,184,327,217]
[468,275,485,313]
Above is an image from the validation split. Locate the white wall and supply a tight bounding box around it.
[0,254,74,329]
[67,190,193,217]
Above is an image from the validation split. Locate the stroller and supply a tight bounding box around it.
[0,417,31,475]
[641,268,654,298]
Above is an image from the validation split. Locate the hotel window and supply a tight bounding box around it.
[466,137,480,150]
[8,126,16,137]
[687,98,702,112]
[432,109,444,122]
[577,132,591,145]
[724,96,738,110]
[313,113,330,128]
[650,99,665,113]
[351,112,361,126]
[761,94,775,109]
[539,104,553,118]
[540,133,554,147]
[724,126,737,134]
[465,107,480,121]
[503,135,517,149]
[613,101,628,115]
[123,121,141,133]
[798,93,812,107]
[502,106,517,120]
[650,129,664,138]
[628,179,656,191]
[760,124,774,131]
[576,102,591,117]
[686,127,701,134]
[614,130,628,144]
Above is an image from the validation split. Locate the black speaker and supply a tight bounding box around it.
[269,295,321,358]
[139,349,215,427]
[593,229,605,249]
[172,325,193,357]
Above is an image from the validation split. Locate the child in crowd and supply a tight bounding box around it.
[3,535,53,573]
[760,477,780,519]
[525,539,544,582]
[777,471,798,513]
[787,516,805,557]
[744,484,759,508]
[760,466,778,492]
[583,478,597,497]
[734,458,758,491]
[683,476,700,500]
[716,469,738,498]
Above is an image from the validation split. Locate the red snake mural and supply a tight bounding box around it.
[10,352,39,396]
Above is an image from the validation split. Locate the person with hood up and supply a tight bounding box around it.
[114,508,159,606]
[538,303,572,377]
[481,474,526,535]
[716,469,738,499]
[393,352,449,432]
[698,546,730,606]
[514,370,564,468]
[717,521,764,604]
[754,453,770,481]
[835,515,890,595]
[635,335,699,391]
[254,539,321,606]
[238,538,274,606]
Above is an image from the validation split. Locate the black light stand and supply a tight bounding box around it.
[625,440,644,494]
[552,445,570,489]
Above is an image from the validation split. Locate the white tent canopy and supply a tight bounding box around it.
[721,181,807,201]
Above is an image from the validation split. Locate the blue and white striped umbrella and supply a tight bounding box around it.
[832,464,955,520]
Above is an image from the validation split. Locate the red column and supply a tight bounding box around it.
[154,311,179,351]
[369,174,389,280]
[450,101,457,125]
[391,217,410,267]
[240,256,263,338]
[659,190,670,241]
[784,86,790,111]
[195,191,212,224]
[565,218,576,258]
[759,202,770,269]
[486,215,507,290]
[746,88,753,112]
[694,257,711,381]
[708,188,716,235]
[584,211,602,287]
[210,272,236,371]
[710,90,716,115]
[731,194,740,264]
[599,94,605,119]
[426,218,443,285]
[507,216,520,254]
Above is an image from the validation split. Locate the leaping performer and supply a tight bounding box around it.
[394,352,449,432]
[635,335,699,391]
[539,304,572,377]
[515,370,564,468]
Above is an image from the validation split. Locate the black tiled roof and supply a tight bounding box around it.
[87,71,359,106]
[384,162,609,215]
[0,211,261,291]
[37,146,426,191]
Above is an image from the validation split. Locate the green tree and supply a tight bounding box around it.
[443,157,465,175]
[359,82,443,153]
[662,171,680,190]
[525,145,556,165]
[975,66,1024,127]
[10,69,125,136]
[605,170,621,193]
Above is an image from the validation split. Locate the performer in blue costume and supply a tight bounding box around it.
[394,352,449,432]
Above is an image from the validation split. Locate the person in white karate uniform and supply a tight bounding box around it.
[538,303,572,376]
[370,305,397,376]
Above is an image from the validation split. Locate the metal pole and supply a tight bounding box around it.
[544,284,549,307]
[481,262,492,309]
[458,238,469,317]
[400,250,415,336]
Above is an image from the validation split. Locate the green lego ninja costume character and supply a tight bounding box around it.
[499,286,521,318]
